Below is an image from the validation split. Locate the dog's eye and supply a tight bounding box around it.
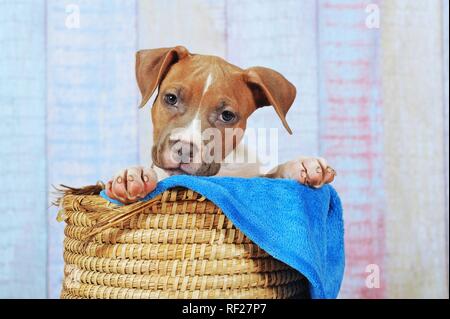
[219,110,236,123]
[164,93,178,106]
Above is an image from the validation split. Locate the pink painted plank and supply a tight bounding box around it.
[318,0,385,298]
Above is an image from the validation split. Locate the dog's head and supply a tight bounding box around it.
[136,46,296,176]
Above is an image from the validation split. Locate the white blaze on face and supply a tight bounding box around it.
[202,73,213,95]
[170,116,202,144]
[169,72,214,157]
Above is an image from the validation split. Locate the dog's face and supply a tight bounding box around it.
[136,46,296,176]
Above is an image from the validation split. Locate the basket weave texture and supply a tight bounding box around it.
[60,187,309,299]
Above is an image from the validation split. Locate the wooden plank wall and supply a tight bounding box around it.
[0,0,448,298]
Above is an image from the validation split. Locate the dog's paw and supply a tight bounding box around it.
[105,166,157,204]
[291,157,336,188]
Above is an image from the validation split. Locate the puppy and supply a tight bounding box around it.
[106,46,335,204]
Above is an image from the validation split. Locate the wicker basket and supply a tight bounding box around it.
[58,187,309,299]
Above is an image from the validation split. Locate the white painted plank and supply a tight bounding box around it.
[382,0,448,298]
[137,0,227,165]
[442,0,449,287]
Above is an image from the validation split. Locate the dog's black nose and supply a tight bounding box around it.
[170,140,197,163]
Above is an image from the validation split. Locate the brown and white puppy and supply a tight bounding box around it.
[106,46,336,204]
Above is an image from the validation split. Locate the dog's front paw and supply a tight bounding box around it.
[290,157,336,188]
[105,166,157,204]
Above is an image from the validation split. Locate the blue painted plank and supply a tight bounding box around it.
[226,0,320,167]
[46,0,138,298]
[0,0,47,298]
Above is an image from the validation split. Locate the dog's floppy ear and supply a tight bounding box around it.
[136,46,190,108]
[244,66,296,134]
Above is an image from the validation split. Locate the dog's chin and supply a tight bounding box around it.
[163,168,186,176]
[160,163,221,177]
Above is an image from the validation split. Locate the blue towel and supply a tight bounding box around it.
[100,175,345,299]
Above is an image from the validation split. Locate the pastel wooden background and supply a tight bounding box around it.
[0,0,448,298]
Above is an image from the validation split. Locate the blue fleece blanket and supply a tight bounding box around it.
[100,175,345,299]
